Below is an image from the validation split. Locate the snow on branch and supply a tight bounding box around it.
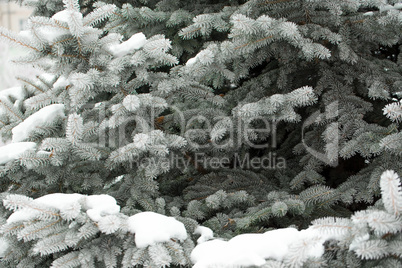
[107,32,147,57]
[191,226,342,268]
[127,211,188,248]
[4,193,120,224]
[1,170,400,266]
[12,104,65,143]
[0,87,27,103]
[0,142,37,165]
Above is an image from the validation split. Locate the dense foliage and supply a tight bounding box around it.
[0,0,401,267]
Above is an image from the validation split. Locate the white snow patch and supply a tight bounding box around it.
[192,239,266,268]
[127,211,187,248]
[52,10,71,23]
[6,193,120,224]
[85,194,120,222]
[108,32,146,57]
[194,226,214,244]
[18,30,34,40]
[0,142,37,165]
[363,11,374,16]
[94,102,103,108]
[191,227,342,268]
[186,57,197,66]
[39,73,57,82]
[7,193,83,224]
[53,76,70,89]
[12,104,65,142]
[0,87,26,102]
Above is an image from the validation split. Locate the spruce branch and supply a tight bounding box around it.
[234,35,274,50]
[0,28,40,52]
[380,170,402,216]
[16,77,45,93]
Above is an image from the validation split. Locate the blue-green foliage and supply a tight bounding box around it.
[0,0,401,267]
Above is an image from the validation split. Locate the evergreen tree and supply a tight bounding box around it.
[0,0,401,267]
